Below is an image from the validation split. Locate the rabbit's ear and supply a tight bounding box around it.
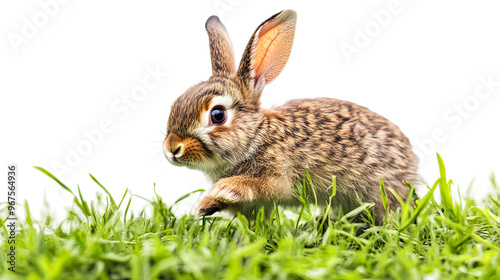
[206,16,236,77]
[237,10,297,92]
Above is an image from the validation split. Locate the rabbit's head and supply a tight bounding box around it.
[164,10,297,178]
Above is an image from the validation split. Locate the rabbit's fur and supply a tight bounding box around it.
[164,10,421,224]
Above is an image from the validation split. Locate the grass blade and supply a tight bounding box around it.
[437,153,456,220]
[399,179,440,232]
[117,189,129,209]
[174,189,205,204]
[90,174,117,208]
[380,178,389,219]
[34,166,76,197]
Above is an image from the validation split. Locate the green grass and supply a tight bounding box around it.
[2,154,500,279]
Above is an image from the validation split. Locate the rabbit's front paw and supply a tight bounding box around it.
[195,176,257,216]
[208,177,255,203]
[195,197,226,216]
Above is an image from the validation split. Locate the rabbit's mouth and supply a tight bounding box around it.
[164,152,185,167]
[163,144,184,166]
[163,143,209,169]
[171,156,179,163]
[163,133,218,166]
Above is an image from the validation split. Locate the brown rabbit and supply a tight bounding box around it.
[163,10,421,224]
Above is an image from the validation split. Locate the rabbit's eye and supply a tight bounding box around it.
[210,106,226,125]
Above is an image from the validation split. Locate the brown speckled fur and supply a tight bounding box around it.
[164,10,421,224]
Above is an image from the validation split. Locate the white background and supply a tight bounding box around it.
[1,0,499,221]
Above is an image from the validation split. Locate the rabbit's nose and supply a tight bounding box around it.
[165,133,181,152]
[171,143,184,157]
[164,133,185,162]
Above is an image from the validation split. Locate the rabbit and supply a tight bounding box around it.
[163,9,421,224]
